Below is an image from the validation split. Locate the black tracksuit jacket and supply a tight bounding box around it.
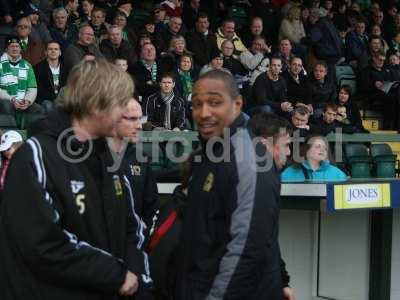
[176,115,289,300]
[0,108,152,300]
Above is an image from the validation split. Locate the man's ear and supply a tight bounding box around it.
[233,95,243,112]
[260,137,274,154]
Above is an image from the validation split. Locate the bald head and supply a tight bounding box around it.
[115,98,143,143]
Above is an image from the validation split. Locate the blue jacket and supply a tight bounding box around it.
[281,160,347,182]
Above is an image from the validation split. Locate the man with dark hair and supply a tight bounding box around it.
[176,70,294,300]
[186,12,218,67]
[345,16,369,68]
[89,7,109,46]
[252,56,291,115]
[144,73,186,130]
[290,105,312,137]
[311,102,355,135]
[307,61,337,118]
[34,41,67,112]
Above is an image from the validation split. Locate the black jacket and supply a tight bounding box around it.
[252,72,288,109]
[34,59,68,103]
[0,108,152,300]
[311,116,356,135]
[307,77,337,108]
[176,115,289,299]
[129,60,164,98]
[282,70,311,104]
[144,92,186,130]
[116,143,159,229]
[100,39,137,67]
[185,30,218,67]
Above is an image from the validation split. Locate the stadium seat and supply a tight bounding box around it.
[0,114,17,129]
[344,143,372,178]
[371,143,397,178]
[15,112,46,130]
[335,65,357,94]
[228,5,248,29]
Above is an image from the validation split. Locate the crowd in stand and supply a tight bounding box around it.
[0,0,399,162]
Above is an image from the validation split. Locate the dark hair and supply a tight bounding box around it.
[324,102,338,112]
[248,112,292,142]
[161,72,176,82]
[197,69,240,100]
[290,56,302,64]
[355,15,366,24]
[82,0,94,4]
[45,40,61,49]
[92,6,106,15]
[196,12,209,21]
[339,84,352,97]
[222,18,235,26]
[314,60,328,70]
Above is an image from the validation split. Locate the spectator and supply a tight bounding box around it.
[290,105,312,137]
[162,0,183,18]
[370,25,390,53]
[100,25,136,67]
[140,17,165,53]
[182,0,200,31]
[199,48,231,76]
[0,130,23,191]
[389,30,400,53]
[160,16,184,49]
[185,13,218,67]
[144,73,186,130]
[241,17,270,48]
[335,85,366,132]
[388,51,400,81]
[220,40,247,76]
[369,9,384,34]
[360,51,399,129]
[130,43,163,98]
[311,102,354,135]
[345,16,369,68]
[279,6,306,45]
[309,8,344,68]
[63,24,104,75]
[275,38,294,72]
[251,0,281,45]
[15,17,45,66]
[251,56,291,114]
[24,3,52,44]
[64,0,80,27]
[153,4,168,34]
[332,1,348,31]
[34,41,67,112]
[114,57,128,72]
[368,34,387,57]
[216,18,247,55]
[80,0,94,22]
[160,35,189,72]
[49,8,78,50]
[307,61,337,117]
[113,10,137,48]
[281,135,346,182]
[89,7,108,46]
[174,53,198,101]
[116,0,133,21]
[283,56,311,108]
[0,36,42,115]
[240,36,271,85]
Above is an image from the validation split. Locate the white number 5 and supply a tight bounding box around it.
[75,194,86,214]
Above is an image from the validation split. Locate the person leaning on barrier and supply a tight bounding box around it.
[107,98,159,238]
[0,60,153,300]
[176,70,294,300]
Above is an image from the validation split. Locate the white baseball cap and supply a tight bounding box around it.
[0,130,23,152]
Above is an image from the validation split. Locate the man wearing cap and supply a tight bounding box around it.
[15,16,46,66]
[0,130,23,191]
[0,35,43,116]
[23,3,52,44]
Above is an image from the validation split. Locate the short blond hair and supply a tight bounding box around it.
[63,60,134,119]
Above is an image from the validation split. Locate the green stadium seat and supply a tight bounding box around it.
[228,5,248,29]
[344,143,372,178]
[335,65,357,94]
[371,144,397,178]
[0,114,17,128]
[15,112,46,130]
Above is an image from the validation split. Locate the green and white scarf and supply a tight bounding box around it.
[142,60,158,82]
[179,70,192,99]
[0,53,32,100]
